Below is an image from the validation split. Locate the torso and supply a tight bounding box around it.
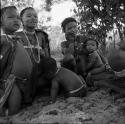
[16,30,50,64]
[1,35,32,78]
[12,41,33,78]
[89,51,104,69]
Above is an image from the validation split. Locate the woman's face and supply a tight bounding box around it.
[65,21,78,34]
[21,9,38,29]
[65,21,78,41]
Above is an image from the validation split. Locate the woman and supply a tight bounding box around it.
[16,7,51,98]
[60,17,87,74]
[0,6,33,115]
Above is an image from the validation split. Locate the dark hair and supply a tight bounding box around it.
[61,17,77,32]
[1,6,17,26]
[39,57,57,74]
[84,38,99,48]
[20,7,35,18]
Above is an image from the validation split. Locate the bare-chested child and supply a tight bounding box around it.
[39,57,87,103]
[85,38,104,74]
[84,38,115,87]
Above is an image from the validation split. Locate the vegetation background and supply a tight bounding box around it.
[1,0,125,55]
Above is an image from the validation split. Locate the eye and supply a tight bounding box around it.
[27,15,31,17]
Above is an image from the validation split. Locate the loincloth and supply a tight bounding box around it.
[65,83,87,98]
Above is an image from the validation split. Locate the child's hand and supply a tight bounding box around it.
[87,72,91,77]
[105,63,111,70]
[105,63,114,73]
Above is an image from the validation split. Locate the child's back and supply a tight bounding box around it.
[52,67,87,98]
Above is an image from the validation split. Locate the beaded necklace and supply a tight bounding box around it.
[23,30,40,63]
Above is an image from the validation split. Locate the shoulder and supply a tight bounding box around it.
[35,29,50,45]
[35,29,49,38]
[0,35,10,46]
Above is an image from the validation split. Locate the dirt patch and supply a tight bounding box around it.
[0,89,125,124]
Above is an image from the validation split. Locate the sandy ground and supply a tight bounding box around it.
[0,89,125,124]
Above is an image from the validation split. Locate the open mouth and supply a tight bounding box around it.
[13,24,19,28]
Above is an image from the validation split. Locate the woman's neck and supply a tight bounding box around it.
[24,27,35,34]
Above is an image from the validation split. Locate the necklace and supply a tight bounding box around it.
[23,30,41,63]
[24,29,35,35]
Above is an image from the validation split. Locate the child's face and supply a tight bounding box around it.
[2,8,20,33]
[86,40,97,53]
[21,9,38,29]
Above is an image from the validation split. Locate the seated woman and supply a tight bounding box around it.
[39,57,87,103]
[16,7,51,98]
[0,6,33,115]
[60,17,88,75]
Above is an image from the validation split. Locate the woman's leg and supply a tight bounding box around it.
[0,89,6,116]
[8,83,22,115]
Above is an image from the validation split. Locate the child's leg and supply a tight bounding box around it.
[8,83,22,115]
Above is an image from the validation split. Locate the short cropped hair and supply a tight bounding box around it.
[84,38,99,48]
[1,6,17,26]
[20,7,34,18]
[61,17,77,32]
[39,57,57,74]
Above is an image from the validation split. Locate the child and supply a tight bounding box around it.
[0,6,33,115]
[39,57,87,103]
[84,38,113,87]
[85,38,105,75]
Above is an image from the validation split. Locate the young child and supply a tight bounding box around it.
[84,38,115,87]
[0,6,33,115]
[84,38,106,86]
[85,38,104,74]
[39,57,87,103]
